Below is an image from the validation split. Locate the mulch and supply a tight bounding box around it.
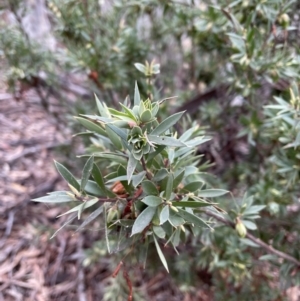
[0,89,212,301]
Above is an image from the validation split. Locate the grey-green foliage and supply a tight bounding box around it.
[5,0,300,298]
[33,82,230,273]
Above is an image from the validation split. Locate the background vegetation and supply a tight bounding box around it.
[1,0,300,300]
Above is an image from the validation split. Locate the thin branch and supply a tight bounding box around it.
[204,209,300,267]
[141,157,151,180]
[97,197,119,203]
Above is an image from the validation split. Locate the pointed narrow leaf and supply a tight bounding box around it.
[160,206,169,224]
[151,111,185,136]
[81,156,94,191]
[243,205,266,215]
[139,239,149,269]
[57,198,98,217]
[177,208,211,228]
[32,193,75,203]
[50,213,77,239]
[119,103,137,122]
[134,63,146,74]
[127,153,138,184]
[80,152,127,164]
[92,164,106,192]
[55,161,80,191]
[173,169,185,188]
[95,94,110,117]
[104,204,111,253]
[153,168,168,181]
[75,117,106,136]
[153,235,169,272]
[165,174,173,200]
[168,214,185,227]
[132,171,146,187]
[242,220,257,230]
[142,180,159,195]
[131,206,156,236]
[185,137,211,147]
[142,196,163,207]
[198,189,229,198]
[152,226,166,239]
[134,81,141,106]
[148,135,186,147]
[172,201,212,208]
[106,125,123,150]
[106,124,128,141]
[182,181,203,192]
[76,205,103,232]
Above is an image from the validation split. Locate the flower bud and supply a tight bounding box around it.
[278,13,290,29]
[235,219,247,238]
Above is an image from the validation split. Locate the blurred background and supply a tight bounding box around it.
[1,0,300,300]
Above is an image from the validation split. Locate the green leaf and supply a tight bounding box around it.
[239,238,260,248]
[142,196,163,207]
[75,117,106,136]
[132,171,146,187]
[57,198,98,217]
[55,161,80,191]
[173,169,185,188]
[32,193,75,203]
[127,153,138,184]
[182,181,203,192]
[168,214,185,227]
[92,164,106,193]
[259,254,278,261]
[172,201,212,208]
[138,239,149,269]
[140,110,152,123]
[106,125,123,150]
[152,226,166,239]
[142,180,159,195]
[153,168,168,181]
[81,156,94,192]
[243,205,265,215]
[160,206,169,225]
[134,81,141,106]
[80,180,110,196]
[78,202,86,220]
[153,235,169,273]
[104,203,111,253]
[242,220,257,230]
[151,111,185,136]
[185,137,211,147]
[80,152,127,165]
[106,124,128,141]
[131,206,156,236]
[197,189,229,198]
[95,94,110,118]
[177,208,211,228]
[50,213,77,239]
[119,103,137,122]
[165,174,173,200]
[148,135,186,147]
[134,63,146,74]
[76,205,103,232]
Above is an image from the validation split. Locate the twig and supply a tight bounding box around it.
[97,197,119,202]
[204,209,300,267]
[141,157,151,180]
